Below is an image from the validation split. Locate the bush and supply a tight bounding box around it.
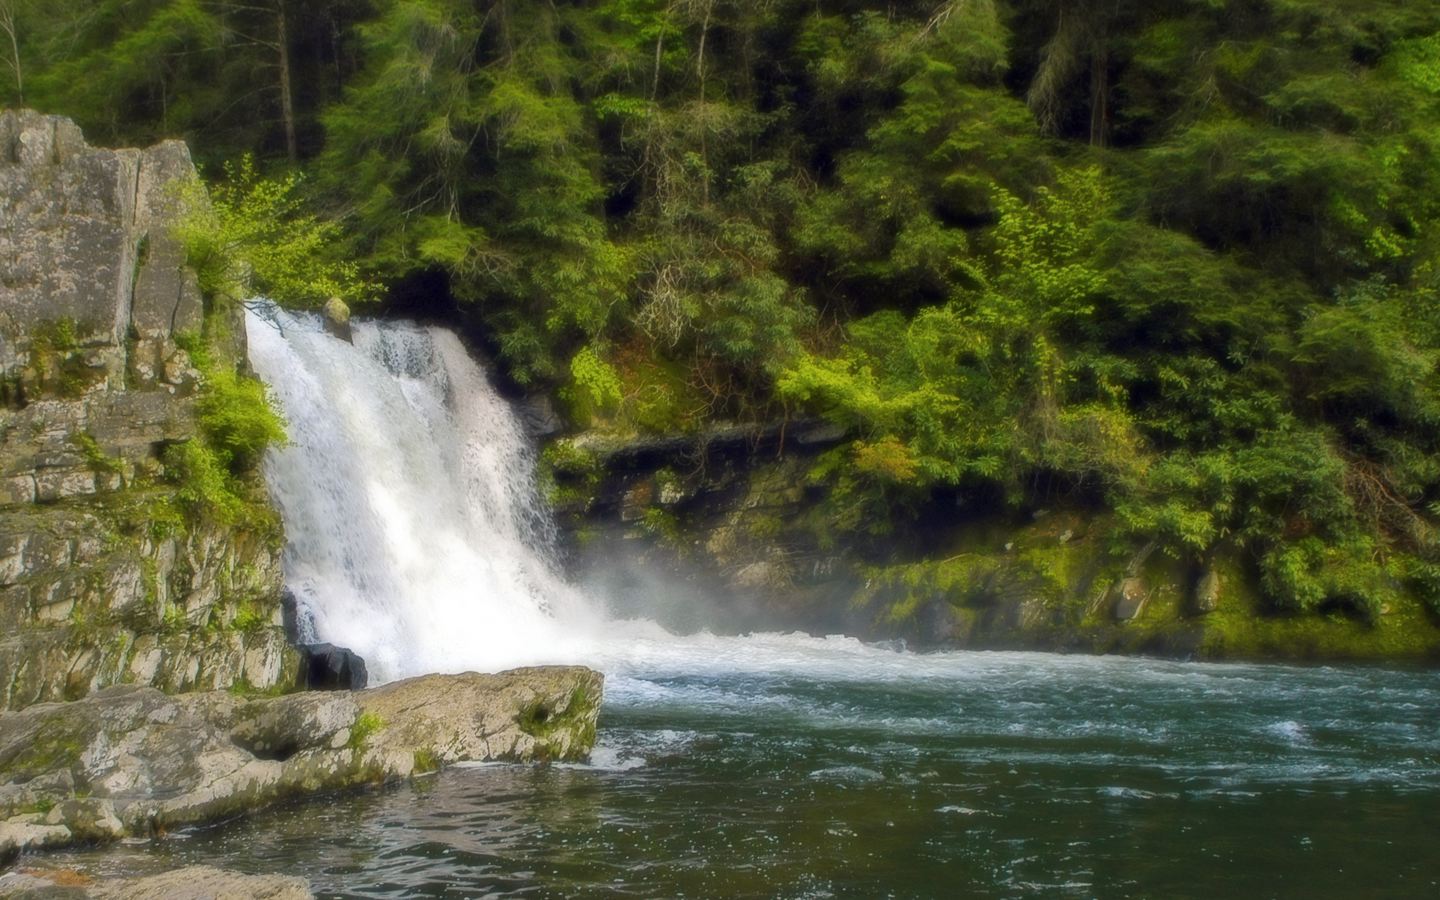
[177,155,370,308]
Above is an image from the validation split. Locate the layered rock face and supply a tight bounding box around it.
[0,668,602,861]
[0,111,295,708]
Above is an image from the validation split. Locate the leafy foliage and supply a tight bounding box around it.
[22,0,1440,621]
[178,156,368,307]
[169,334,286,526]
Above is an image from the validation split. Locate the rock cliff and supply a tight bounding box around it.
[0,111,295,708]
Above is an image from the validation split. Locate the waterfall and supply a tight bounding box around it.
[245,305,599,682]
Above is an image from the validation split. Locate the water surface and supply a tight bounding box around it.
[47,641,1440,898]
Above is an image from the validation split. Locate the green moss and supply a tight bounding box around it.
[0,721,87,780]
[539,440,603,511]
[640,506,683,546]
[34,318,80,353]
[349,710,384,750]
[71,433,125,476]
[160,604,187,635]
[164,327,286,528]
[518,684,599,760]
[1198,594,1440,661]
[230,601,270,633]
[227,678,291,699]
[28,318,106,399]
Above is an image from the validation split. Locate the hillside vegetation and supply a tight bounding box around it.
[10,0,1440,629]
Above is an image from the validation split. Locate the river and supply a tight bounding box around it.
[45,639,1440,897]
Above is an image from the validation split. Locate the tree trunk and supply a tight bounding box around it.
[277,0,298,164]
[0,1,21,105]
[1089,45,1109,148]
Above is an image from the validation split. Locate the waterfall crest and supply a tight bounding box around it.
[245,306,595,682]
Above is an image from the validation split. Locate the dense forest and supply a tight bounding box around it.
[8,0,1440,625]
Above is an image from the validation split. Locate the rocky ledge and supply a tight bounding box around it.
[0,667,601,865]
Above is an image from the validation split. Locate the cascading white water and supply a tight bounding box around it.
[249,305,1113,688]
[246,305,603,682]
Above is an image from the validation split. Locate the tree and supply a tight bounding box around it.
[0,0,21,105]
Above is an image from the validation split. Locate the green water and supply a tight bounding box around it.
[37,639,1440,897]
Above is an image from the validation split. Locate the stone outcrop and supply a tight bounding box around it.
[0,111,296,708]
[0,668,602,863]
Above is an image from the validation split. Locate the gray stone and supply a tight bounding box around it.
[321,297,352,343]
[0,821,72,861]
[42,800,123,843]
[32,470,95,503]
[129,143,203,343]
[517,394,564,438]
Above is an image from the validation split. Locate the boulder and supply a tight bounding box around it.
[360,668,603,765]
[321,298,351,343]
[517,395,564,438]
[0,668,602,857]
[295,643,368,691]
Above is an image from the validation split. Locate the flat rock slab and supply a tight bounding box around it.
[0,864,311,899]
[0,668,601,863]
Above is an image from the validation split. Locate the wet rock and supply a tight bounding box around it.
[1007,597,1050,631]
[321,298,352,343]
[517,395,564,438]
[93,866,313,900]
[40,800,123,845]
[0,821,72,865]
[361,668,603,765]
[296,643,368,691]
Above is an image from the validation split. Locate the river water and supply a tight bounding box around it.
[49,642,1440,897]
[59,309,1434,896]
